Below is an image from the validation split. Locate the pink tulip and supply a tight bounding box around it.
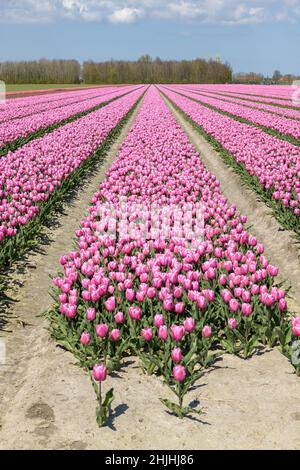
[163,298,174,312]
[154,314,165,327]
[228,318,237,330]
[171,347,183,363]
[125,289,135,301]
[229,298,239,312]
[196,295,207,310]
[173,365,186,382]
[278,298,287,312]
[93,364,107,382]
[147,287,156,299]
[128,306,142,321]
[110,329,121,341]
[241,303,252,317]
[65,304,77,319]
[221,289,232,303]
[202,325,212,338]
[82,290,91,301]
[86,307,96,321]
[96,323,109,338]
[184,317,196,333]
[141,327,153,342]
[80,331,90,345]
[268,265,279,277]
[114,311,124,324]
[261,293,275,307]
[175,302,185,314]
[158,325,168,341]
[171,325,185,342]
[292,317,300,337]
[105,296,116,312]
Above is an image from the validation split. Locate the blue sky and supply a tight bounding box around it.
[0,1,300,75]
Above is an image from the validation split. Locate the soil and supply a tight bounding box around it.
[0,92,300,450]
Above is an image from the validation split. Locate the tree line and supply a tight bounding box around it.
[83,55,233,84]
[0,59,81,84]
[233,70,300,84]
[0,56,232,84]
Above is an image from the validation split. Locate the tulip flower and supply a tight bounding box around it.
[114,311,124,324]
[80,332,91,345]
[202,325,212,338]
[141,327,153,342]
[171,347,183,363]
[86,307,96,321]
[173,365,186,382]
[171,325,185,342]
[158,325,168,341]
[96,324,109,338]
[292,318,300,337]
[228,318,237,330]
[154,314,165,327]
[184,317,196,333]
[110,329,121,341]
[93,364,107,382]
[128,306,142,321]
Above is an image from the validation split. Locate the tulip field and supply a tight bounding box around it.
[0,83,300,446]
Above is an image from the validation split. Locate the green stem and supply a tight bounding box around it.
[99,381,102,415]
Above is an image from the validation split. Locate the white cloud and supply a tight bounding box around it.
[0,0,299,24]
[109,7,144,24]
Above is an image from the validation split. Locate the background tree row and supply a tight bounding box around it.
[83,55,232,84]
[0,59,81,84]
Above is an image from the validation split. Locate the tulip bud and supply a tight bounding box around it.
[86,307,96,321]
[114,311,124,324]
[202,325,212,338]
[228,318,237,330]
[154,314,165,327]
[173,365,186,382]
[80,331,90,345]
[93,364,107,382]
[158,325,168,341]
[110,329,121,341]
[141,327,153,342]
[96,323,109,338]
[184,317,195,333]
[171,347,183,363]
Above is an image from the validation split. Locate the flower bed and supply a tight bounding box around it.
[0,86,128,123]
[0,86,140,153]
[165,86,300,143]
[173,86,300,121]
[159,86,300,238]
[186,84,300,108]
[0,86,146,266]
[47,86,296,426]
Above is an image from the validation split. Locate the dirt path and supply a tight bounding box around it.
[163,94,300,313]
[1,93,300,450]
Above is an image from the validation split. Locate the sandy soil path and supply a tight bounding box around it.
[0,92,300,450]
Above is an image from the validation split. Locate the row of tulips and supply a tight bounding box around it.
[159,86,300,238]
[165,86,300,142]
[0,85,140,151]
[0,86,126,124]
[173,86,300,121]
[47,86,298,428]
[0,86,146,267]
[190,84,300,108]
